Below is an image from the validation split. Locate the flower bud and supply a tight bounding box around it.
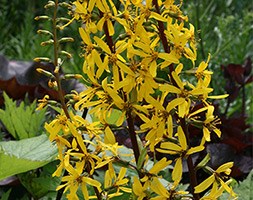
[37,30,53,37]
[36,68,55,79]
[44,1,55,9]
[34,57,51,62]
[58,37,74,43]
[60,51,72,58]
[41,39,54,46]
[34,15,51,21]
[64,74,83,79]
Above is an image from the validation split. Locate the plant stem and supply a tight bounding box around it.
[52,0,70,118]
[99,11,114,53]
[152,0,175,82]
[181,118,200,200]
[126,111,140,165]
[152,0,170,54]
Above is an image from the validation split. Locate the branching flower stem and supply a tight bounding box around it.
[126,112,140,165]
[101,12,143,177]
[152,0,175,84]
[52,0,70,119]
[152,0,170,54]
[180,118,200,200]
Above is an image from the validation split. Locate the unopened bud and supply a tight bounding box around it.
[58,37,74,43]
[195,154,210,170]
[34,16,50,21]
[59,2,71,8]
[41,39,54,46]
[37,30,53,37]
[44,1,55,9]
[60,51,72,58]
[65,74,83,79]
[34,57,51,62]
[56,17,71,23]
[36,68,55,78]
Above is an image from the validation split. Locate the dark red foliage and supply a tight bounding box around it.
[221,57,253,102]
[0,55,84,106]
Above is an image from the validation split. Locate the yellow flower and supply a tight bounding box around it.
[96,0,118,36]
[160,70,213,117]
[102,163,131,198]
[71,1,97,33]
[133,176,149,200]
[195,162,237,198]
[165,23,196,65]
[157,126,204,182]
[36,94,49,110]
[57,160,101,200]
[132,37,179,77]
[201,179,237,200]
[202,105,222,142]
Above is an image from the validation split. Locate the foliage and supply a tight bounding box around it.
[0,134,57,180]
[0,93,47,140]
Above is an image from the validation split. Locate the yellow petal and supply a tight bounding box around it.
[172,158,183,182]
[159,84,181,94]
[79,27,91,45]
[149,157,171,175]
[208,94,229,99]
[150,12,167,22]
[94,36,111,54]
[177,126,187,150]
[133,176,144,195]
[82,177,101,189]
[160,142,182,152]
[118,167,127,181]
[150,177,170,197]
[166,97,185,113]
[188,106,208,118]
[187,146,205,155]
[216,162,233,173]
[172,71,184,89]
[158,52,179,63]
[104,126,116,144]
[107,20,115,36]
[203,126,211,142]
[194,175,215,193]
[116,61,135,76]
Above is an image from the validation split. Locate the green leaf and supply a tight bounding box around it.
[0,188,12,200]
[18,161,61,199]
[0,134,57,180]
[195,153,211,171]
[137,148,147,170]
[0,92,47,140]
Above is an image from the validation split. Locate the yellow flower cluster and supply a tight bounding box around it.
[39,0,237,199]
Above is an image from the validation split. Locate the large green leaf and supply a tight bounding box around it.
[0,134,57,180]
